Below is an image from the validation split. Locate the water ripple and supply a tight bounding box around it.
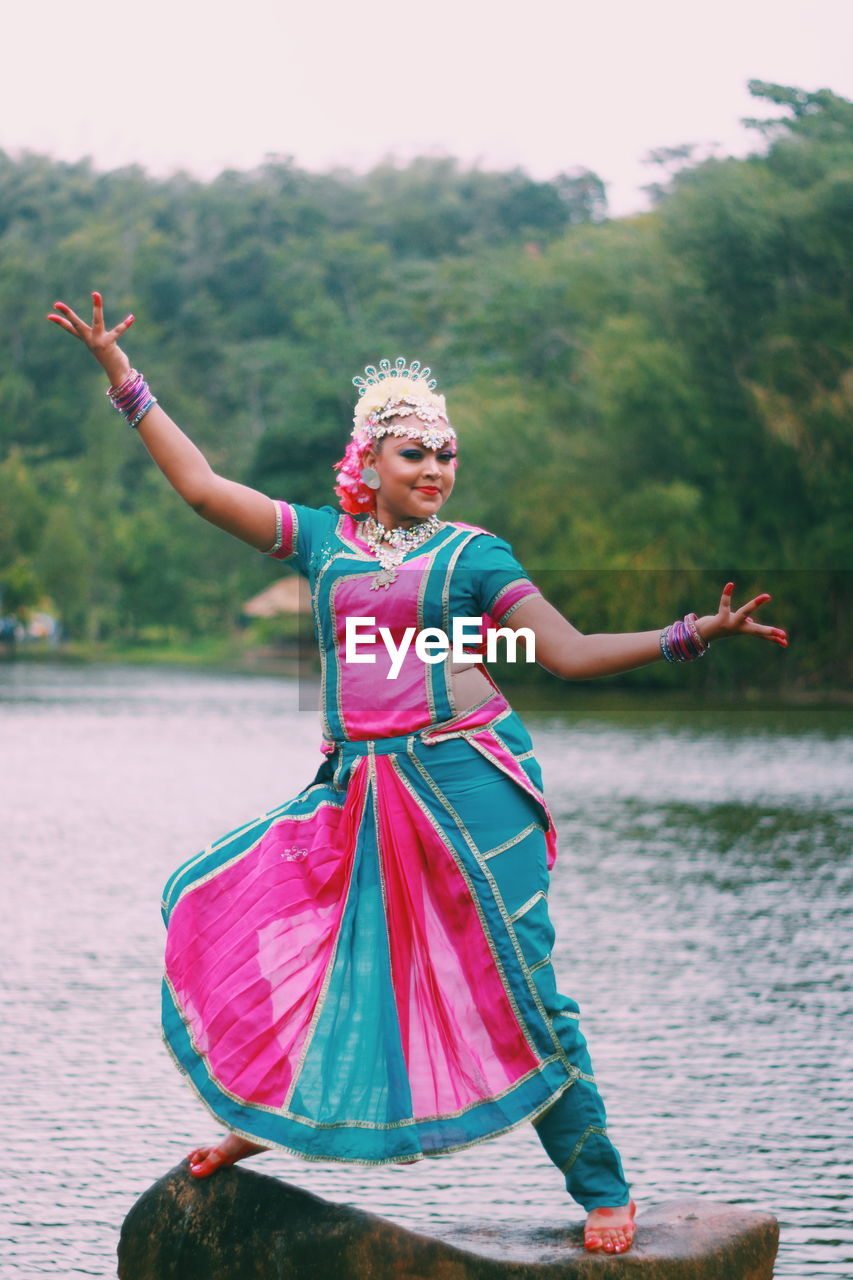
[1,664,850,1278]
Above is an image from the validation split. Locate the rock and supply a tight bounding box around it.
[117,1163,779,1280]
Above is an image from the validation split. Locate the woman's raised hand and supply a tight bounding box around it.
[47,291,134,387]
[700,583,788,647]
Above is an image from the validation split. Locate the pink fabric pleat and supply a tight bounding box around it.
[165,767,369,1107]
[372,756,539,1117]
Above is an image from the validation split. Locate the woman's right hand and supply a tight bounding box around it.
[47,291,135,388]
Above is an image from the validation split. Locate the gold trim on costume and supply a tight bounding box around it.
[161,1017,580,1165]
[487,578,540,621]
[420,699,512,744]
[167,957,574,1132]
[397,751,549,1062]
[483,822,541,860]
[439,529,478,716]
[510,890,547,923]
[558,1124,608,1174]
[163,792,343,914]
[463,730,550,832]
[413,743,577,1075]
[498,591,541,623]
[283,1055,565,1129]
[389,747,540,1059]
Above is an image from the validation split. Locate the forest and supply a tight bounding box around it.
[0,80,849,694]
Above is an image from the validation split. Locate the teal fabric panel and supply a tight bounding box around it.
[287,503,339,578]
[289,783,413,1127]
[400,734,564,1066]
[447,531,539,620]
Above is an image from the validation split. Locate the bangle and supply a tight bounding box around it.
[660,613,710,663]
[106,368,158,429]
[106,369,138,396]
[683,612,709,657]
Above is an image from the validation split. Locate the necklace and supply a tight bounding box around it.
[362,514,442,589]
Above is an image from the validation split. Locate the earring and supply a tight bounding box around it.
[360,466,381,490]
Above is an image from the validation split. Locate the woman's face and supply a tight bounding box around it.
[365,415,456,527]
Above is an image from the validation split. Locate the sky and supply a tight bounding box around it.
[4,0,851,215]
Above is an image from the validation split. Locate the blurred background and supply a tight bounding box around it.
[0,22,850,692]
[1,3,850,1277]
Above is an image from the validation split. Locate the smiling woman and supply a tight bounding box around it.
[364,429,457,520]
[47,292,787,1257]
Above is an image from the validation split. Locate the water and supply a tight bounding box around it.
[1,662,850,1278]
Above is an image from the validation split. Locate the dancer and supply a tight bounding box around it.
[49,293,786,1255]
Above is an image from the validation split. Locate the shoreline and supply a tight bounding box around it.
[2,640,849,711]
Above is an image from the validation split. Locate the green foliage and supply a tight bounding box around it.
[1,82,850,691]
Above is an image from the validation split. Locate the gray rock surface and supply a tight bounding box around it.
[117,1163,779,1279]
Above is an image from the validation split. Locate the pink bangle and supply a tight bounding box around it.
[106,369,158,429]
[659,614,710,663]
[106,368,140,397]
[683,613,709,655]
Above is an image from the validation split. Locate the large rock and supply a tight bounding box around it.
[117,1163,779,1279]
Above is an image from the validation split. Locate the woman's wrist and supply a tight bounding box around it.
[99,349,132,389]
[659,613,712,663]
[106,368,158,428]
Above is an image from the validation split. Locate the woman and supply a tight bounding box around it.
[49,294,786,1256]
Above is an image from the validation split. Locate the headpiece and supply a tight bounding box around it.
[334,357,457,514]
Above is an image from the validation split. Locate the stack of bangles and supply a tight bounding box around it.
[106,369,157,428]
[660,613,710,662]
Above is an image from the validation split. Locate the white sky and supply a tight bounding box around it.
[4,0,851,214]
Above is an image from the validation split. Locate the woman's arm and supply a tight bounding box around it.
[508,584,787,681]
[48,292,277,551]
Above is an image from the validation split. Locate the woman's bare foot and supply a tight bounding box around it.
[584,1200,636,1254]
[187,1133,266,1178]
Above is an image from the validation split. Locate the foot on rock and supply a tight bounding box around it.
[187,1134,266,1178]
[584,1199,637,1254]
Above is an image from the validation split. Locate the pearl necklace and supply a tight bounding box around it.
[362,514,442,589]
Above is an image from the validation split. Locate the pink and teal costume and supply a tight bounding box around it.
[161,504,630,1209]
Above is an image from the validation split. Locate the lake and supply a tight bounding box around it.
[1,662,850,1277]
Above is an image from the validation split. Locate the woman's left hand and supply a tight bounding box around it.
[47,290,134,387]
[698,583,788,647]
